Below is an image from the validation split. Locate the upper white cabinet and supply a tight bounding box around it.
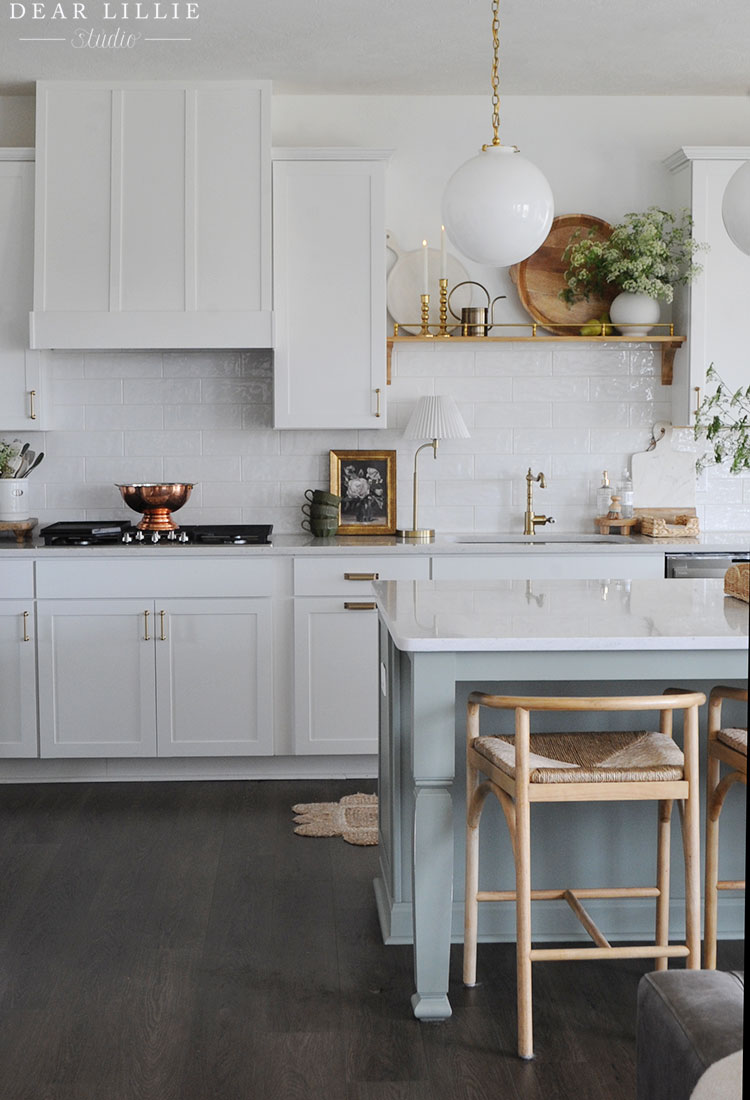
[31,81,273,350]
[272,149,389,428]
[0,151,49,431]
[666,146,750,423]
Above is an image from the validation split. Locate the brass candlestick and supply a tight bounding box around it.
[420,294,433,337]
[437,278,451,337]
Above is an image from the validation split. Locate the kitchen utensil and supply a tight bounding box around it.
[14,449,33,478]
[631,424,697,510]
[509,214,616,336]
[386,231,471,335]
[22,451,44,476]
[5,442,30,478]
[447,280,506,336]
[116,482,194,531]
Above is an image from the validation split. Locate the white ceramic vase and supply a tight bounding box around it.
[609,291,661,337]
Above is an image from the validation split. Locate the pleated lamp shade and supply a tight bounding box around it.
[403,395,470,441]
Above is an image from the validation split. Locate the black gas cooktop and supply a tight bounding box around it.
[40,521,273,546]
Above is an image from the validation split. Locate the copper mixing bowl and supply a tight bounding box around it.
[116,482,194,531]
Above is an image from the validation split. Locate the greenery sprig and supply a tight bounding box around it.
[559,207,707,305]
[0,439,21,477]
[694,365,750,474]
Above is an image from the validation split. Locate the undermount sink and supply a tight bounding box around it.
[454,533,633,545]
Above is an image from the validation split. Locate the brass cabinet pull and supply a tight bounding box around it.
[344,601,377,611]
[143,609,150,641]
[694,386,702,418]
[159,610,167,641]
[344,572,379,581]
[22,610,30,642]
[375,388,382,418]
[29,389,36,420]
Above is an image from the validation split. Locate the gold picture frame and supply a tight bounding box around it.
[329,450,397,535]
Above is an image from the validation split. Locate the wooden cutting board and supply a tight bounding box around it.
[509,214,616,336]
[631,426,697,510]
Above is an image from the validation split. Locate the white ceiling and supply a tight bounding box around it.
[1,0,749,98]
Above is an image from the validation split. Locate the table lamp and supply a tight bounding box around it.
[397,394,470,542]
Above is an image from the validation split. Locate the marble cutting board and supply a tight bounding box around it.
[631,424,697,510]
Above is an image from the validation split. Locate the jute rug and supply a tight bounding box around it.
[292,793,378,846]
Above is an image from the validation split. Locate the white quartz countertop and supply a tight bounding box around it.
[2,530,749,557]
[373,577,750,652]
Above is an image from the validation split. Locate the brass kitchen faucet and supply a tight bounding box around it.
[523,469,556,535]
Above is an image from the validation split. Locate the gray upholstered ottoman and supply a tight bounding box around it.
[636,969,744,1100]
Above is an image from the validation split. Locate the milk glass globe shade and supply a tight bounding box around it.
[722,160,750,256]
[442,144,555,267]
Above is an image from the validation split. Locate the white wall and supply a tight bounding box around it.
[3,93,750,533]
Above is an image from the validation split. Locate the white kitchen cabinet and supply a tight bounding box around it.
[155,598,273,757]
[666,146,750,424]
[292,555,429,754]
[0,152,49,431]
[0,560,38,758]
[31,81,272,350]
[35,558,275,759]
[37,598,159,758]
[272,149,389,428]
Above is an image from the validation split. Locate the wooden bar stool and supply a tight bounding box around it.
[704,685,747,969]
[464,690,705,1060]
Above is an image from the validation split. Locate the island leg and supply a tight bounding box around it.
[409,652,457,1020]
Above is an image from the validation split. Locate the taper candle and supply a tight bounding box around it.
[422,240,429,295]
[440,225,447,279]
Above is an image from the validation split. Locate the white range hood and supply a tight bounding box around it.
[30,80,274,350]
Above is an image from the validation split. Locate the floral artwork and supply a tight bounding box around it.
[329,450,397,535]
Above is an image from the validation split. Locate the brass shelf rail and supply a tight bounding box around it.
[386,326,685,386]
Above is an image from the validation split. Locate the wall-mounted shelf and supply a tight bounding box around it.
[386,334,685,386]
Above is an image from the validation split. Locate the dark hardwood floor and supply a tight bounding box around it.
[0,780,743,1100]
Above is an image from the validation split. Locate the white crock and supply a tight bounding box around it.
[0,479,30,521]
[609,291,661,337]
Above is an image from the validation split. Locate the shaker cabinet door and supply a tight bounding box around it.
[293,596,380,754]
[0,602,38,758]
[154,598,274,757]
[273,152,388,429]
[37,599,158,758]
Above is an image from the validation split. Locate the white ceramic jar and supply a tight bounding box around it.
[0,479,30,521]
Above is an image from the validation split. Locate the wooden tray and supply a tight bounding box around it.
[509,214,615,336]
[0,517,37,544]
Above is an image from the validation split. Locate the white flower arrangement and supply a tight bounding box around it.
[560,207,707,305]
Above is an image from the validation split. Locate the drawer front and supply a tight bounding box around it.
[1,560,34,599]
[294,555,430,596]
[35,556,276,599]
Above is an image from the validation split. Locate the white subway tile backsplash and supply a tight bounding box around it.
[474,402,551,429]
[53,379,123,405]
[513,377,588,403]
[45,431,124,457]
[84,352,164,379]
[553,402,628,428]
[123,379,202,405]
[513,428,590,455]
[13,345,749,534]
[123,430,202,458]
[86,404,164,430]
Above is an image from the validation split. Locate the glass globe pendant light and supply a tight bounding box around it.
[442,0,554,267]
[721,159,750,256]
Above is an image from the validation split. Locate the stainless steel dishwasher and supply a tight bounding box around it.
[665,550,750,578]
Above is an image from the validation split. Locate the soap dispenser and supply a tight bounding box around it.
[596,470,612,516]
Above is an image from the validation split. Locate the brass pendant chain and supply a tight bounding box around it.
[482,0,502,150]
